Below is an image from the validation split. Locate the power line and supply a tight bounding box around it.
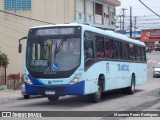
[133,7,160,9]
[0,9,55,24]
[138,0,160,17]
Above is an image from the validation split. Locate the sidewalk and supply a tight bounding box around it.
[0,89,22,102]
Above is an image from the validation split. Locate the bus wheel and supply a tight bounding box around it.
[127,76,135,95]
[47,95,59,102]
[92,80,103,103]
[24,95,30,99]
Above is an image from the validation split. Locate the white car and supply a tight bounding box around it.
[153,64,160,78]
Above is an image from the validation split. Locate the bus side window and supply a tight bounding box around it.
[115,40,123,60]
[135,46,142,62]
[95,35,105,58]
[84,40,94,59]
[105,38,114,59]
[123,42,130,61]
[129,43,136,61]
[141,47,146,62]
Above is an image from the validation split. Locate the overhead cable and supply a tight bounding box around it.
[138,0,160,17]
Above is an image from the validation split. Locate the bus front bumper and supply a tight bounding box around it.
[24,82,40,95]
[34,81,85,95]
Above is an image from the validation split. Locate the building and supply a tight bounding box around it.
[0,0,120,75]
[141,29,160,50]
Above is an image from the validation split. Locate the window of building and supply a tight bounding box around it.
[95,35,105,58]
[4,0,31,10]
[95,3,103,15]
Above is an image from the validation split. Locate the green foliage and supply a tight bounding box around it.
[0,85,7,90]
[0,51,9,67]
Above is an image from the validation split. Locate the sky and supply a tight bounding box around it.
[116,0,160,29]
[116,0,160,16]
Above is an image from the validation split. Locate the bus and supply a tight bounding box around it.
[19,23,147,103]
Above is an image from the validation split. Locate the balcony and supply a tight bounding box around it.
[101,0,121,6]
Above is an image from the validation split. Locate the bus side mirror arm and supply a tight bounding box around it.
[18,36,27,53]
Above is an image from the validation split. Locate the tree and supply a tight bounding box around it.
[0,51,9,67]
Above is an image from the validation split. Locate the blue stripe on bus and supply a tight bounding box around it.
[27,74,85,95]
[34,81,85,95]
[24,82,39,95]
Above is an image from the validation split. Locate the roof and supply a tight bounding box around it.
[30,23,145,46]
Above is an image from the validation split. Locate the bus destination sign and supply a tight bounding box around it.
[36,28,75,36]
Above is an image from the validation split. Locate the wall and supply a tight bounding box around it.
[0,0,75,75]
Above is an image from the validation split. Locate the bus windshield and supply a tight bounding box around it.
[26,36,81,72]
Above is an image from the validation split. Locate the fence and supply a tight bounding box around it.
[7,73,23,90]
[0,66,23,90]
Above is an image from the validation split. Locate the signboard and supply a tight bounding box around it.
[95,14,102,24]
[141,29,160,42]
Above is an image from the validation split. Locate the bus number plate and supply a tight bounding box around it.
[45,90,55,95]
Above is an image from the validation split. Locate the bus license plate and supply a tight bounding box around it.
[45,90,55,95]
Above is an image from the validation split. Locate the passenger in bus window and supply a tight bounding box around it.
[84,41,93,59]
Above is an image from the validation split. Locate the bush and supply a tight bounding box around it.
[0,85,7,90]
[0,51,9,67]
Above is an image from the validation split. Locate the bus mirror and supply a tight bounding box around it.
[18,43,22,53]
[18,36,27,53]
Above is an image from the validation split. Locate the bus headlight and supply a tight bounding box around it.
[69,73,81,84]
[24,74,33,84]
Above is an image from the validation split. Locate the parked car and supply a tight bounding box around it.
[153,63,160,78]
[155,46,160,51]
[146,46,152,52]
[154,44,160,51]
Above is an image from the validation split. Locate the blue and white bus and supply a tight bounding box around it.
[19,23,147,102]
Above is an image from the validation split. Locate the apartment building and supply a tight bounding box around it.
[0,0,120,75]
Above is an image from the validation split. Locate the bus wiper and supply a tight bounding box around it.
[56,39,66,53]
[53,39,66,62]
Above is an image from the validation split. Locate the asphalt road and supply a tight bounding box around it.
[0,52,160,120]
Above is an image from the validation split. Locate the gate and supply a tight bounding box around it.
[7,73,22,90]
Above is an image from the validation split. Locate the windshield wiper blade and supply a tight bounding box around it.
[56,39,66,53]
[53,39,66,62]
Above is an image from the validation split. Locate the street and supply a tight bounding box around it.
[0,52,160,119]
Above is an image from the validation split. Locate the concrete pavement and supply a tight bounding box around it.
[0,89,22,102]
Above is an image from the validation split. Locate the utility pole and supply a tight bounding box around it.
[122,8,127,34]
[119,15,122,33]
[130,6,132,38]
[134,16,137,39]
